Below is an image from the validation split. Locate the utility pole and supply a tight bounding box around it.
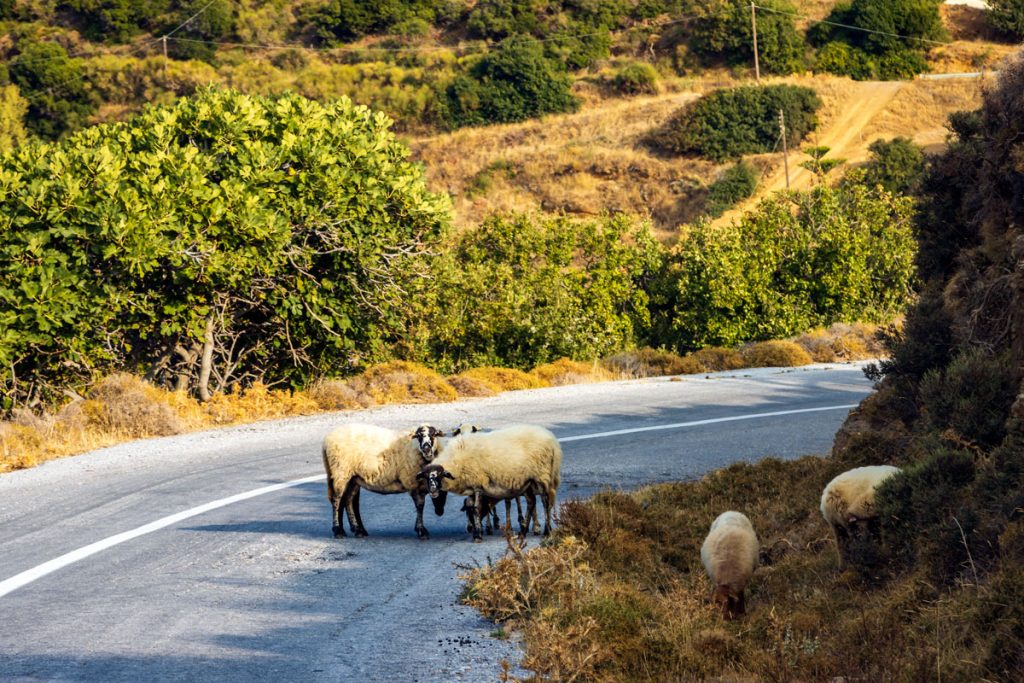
[751,2,760,83]
[162,35,168,78]
[779,108,790,189]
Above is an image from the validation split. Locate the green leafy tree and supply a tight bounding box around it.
[988,0,1024,39]
[164,0,235,62]
[7,40,99,139]
[0,84,29,152]
[0,88,449,408]
[653,84,820,162]
[858,137,924,195]
[64,0,171,42]
[414,212,664,371]
[704,161,757,217]
[435,37,578,129]
[690,0,806,75]
[653,182,916,350]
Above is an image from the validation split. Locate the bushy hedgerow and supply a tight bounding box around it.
[612,61,659,95]
[988,0,1024,39]
[652,84,820,162]
[652,181,916,350]
[0,87,449,408]
[411,212,663,372]
[857,137,925,195]
[433,38,578,129]
[810,0,944,79]
[703,161,757,217]
[690,0,806,74]
[7,40,99,139]
[309,0,463,43]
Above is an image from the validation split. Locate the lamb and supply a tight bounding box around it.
[820,465,900,566]
[417,424,561,542]
[700,511,759,620]
[322,423,446,539]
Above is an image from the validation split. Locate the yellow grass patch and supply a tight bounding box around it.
[792,322,885,363]
[741,340,813,368]
[450,367,550,395]
[530,358,615,386]
[344,360,458,405]
[601,347,703,377]
[688,346,745,372]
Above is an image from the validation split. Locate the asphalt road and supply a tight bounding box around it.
[0,363,873,682]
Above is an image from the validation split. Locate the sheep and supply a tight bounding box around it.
[417,424,561,542]
[322,423,447,539]
[700,511,759,620]
[820,464,900,566]
[450,423,536,536]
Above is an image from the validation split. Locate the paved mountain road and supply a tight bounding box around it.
[0,363,873,681]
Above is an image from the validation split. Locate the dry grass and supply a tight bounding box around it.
[344,360,459,405]
[464,453,1021,682]
[601,347,702,378]
[449,367,550,396]
[741,340,814,368]
[791,322,885,363]
[689,346,746,372]
[530,358,615,386]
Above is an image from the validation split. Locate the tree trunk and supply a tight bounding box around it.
[198,315,215,402]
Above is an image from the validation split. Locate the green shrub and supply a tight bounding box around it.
[653,181,916,350]
[653,83,821,162]
[416,213,664,372]
[858,137,925,195]
[0,84,28,152]
[612,62,659,95]
[0,88,449,408]
[434,38,578,129]
[162,0,234,62]
[989,0,1024,39]
[8,40,99,139]
[64,0,168,42]
[704,161,757,217]
[813,41,874,79]
[690,0,806,75]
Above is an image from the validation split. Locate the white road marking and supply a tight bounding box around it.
[0,402,856,598]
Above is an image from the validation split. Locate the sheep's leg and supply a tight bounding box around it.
[351,486,368,537]
[514,497,524,534]
[490,500,499,535]
[411,490,430,540]
[331,492,345,538]
[471,490,484,543]
[541,487,555,537]
[337,478,358,538]
[342,480,366,537]
[832,523,849,567]
[503,499,513,534]
[523,493,537,537]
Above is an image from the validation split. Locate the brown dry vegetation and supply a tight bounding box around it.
[0,324,884,474]
[466,451,1022,682]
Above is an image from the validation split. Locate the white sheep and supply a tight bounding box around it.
[417,424,561,541]
[820,465,900,565]
[322,423,446,539]
[700,511,759,620]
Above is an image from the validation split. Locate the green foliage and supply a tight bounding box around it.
[163,0,235,62]
[859,137,924,195]
[415,212,664,372]
[988,0,1024,39]
[7,40,99,139]
[799,145,845,176]
[0,84,29,152]
[434,38,578,129]
[64,0,170,42]
[310,0,462,43]
[0,87,450,408]
[612,61,659,95]
[690,0,806,75]
[703,161,757,217]
[653,182,916,350]
[811,0,944,79]
[653,84,820,162]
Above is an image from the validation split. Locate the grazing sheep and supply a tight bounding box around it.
[418,424,561,541]
[322,423,446,539]
[820,465,900,566]
[701,511,759,620]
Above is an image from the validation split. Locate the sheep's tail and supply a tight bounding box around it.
[550,439,562,492]
[322,444,336,503]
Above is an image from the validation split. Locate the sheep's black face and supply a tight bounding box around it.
[417,464,453,499]
[412,425,444,461]
[431,489,448,516]
[451,424,481,437]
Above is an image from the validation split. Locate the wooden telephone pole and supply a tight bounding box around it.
[779,108,790,189]
[751,2,760,83]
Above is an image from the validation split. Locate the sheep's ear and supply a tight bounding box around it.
[416,470,427,480]
[443,471,455,480]
[435,429,446,437]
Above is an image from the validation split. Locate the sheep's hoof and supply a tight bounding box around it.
[332,527,345,538]
[354,529,369,538]
[416,528,430,540]
[473,536,483,544]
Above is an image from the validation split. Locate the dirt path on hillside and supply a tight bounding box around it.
[712,81,904,227]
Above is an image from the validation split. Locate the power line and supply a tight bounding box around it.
[753,4,953,47]
[164,0,220,38]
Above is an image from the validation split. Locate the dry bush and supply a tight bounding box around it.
[345,360,458,406]
[454,367,549,393]
[308,379,365,410]
[202,382,319,424]
[530,358,614,386]
[446,374,498,398]
[793,322,884,362]
[741,341,813,368]
[689,346,746,372]
[81,373,185,438]
[601,347,703,378]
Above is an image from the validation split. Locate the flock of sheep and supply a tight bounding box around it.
[320,421,900,620]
